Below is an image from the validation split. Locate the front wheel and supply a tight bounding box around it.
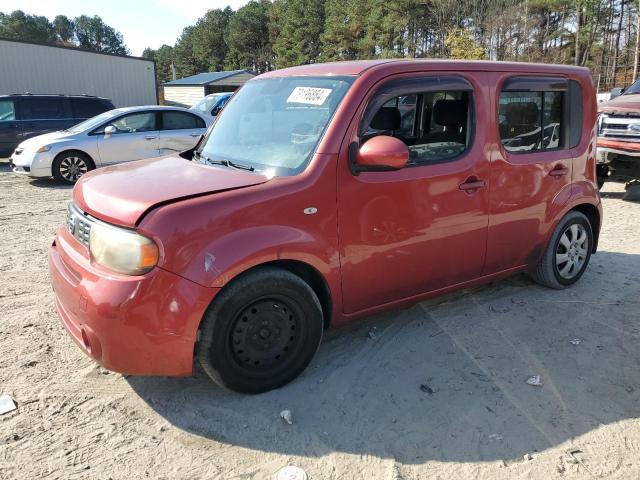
[596,164,608,190]
[52,151,94,184]
[196,267,324,394]
[531,211,593,289]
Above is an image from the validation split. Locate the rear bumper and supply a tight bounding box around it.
[49,226,218,376]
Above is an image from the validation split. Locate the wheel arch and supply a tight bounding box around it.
[569,203,601,253]
[209,259,333,331]
[52,148,96,174]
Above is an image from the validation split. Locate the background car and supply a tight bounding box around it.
[190,92,233,118]
[0,94,114,157]
[10,106,211,183]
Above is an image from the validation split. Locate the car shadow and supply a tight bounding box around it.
[28,178,73,190]
[0,161,73,190]
[127,250,640,464]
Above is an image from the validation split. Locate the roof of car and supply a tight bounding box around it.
[257,59,591,78]
[0,93,112,101]
[108,105,209,117]
[164,70,255,86]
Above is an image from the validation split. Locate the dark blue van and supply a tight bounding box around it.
[0,94,114,157]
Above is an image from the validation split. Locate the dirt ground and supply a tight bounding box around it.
[0,161,639,480]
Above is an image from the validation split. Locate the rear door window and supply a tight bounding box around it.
[499,90,564,152]
[0,100,16,121]
[19,97,67,120]
[161,111,205,130]
[71,98,111,118]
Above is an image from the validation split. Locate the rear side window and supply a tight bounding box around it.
[19,98,66,120]
[498,76,568,153]
[0,100,15,121]
[71,98,110,118]
[500,87,564,152]
[162,111,205,130]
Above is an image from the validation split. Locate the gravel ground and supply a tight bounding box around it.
[0,161,639,480]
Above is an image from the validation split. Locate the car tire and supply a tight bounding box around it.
[52,151,94,184]
[196,266,324,394]
[596,164,608,190]
[531,211,593,289]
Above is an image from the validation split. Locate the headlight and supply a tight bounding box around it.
[36,145,52,153]
[89,222,159,275]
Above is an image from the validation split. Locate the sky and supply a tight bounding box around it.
[0,0,250,56]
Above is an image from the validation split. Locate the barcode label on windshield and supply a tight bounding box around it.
[287,87,332,105]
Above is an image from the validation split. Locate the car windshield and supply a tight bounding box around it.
[191,94,227,113]
[623,79,640,95]
[67,109,120,133]
[197,76,354,176]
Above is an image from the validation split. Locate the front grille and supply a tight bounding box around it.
[599,114,640,140]
[603,123,627,130]
[66,203,92,246]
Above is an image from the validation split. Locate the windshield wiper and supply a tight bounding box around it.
[198,152,255,172]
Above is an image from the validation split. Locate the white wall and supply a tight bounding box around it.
[0,40,157,107]
[163,86,205,107]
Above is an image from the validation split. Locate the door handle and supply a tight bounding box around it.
[144,135,157,140]
[549,165,569,178]
[459,178,486,193]
[189,132,201,137]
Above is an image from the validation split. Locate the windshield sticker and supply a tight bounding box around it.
[287,87,332,105]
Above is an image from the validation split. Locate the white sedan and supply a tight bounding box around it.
[10,106,211,183]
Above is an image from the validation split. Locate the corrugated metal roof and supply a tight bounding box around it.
[164,70,254,86]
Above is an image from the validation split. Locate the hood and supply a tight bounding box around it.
[599,94,640,114]
[19,130,75,151]
[74,156,269,227]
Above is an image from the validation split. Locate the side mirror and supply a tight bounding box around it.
[352,135,409,174]
[211,106,221,116]
[610,87,624,99]
[104,125,116,138]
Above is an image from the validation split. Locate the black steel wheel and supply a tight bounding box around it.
[197,267,323,394]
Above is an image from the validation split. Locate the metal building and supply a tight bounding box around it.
[163,70,255,107]
[0,38,157,107]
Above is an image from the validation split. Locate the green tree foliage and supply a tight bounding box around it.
[143,45,176,84]
[321,0,369,61]
[0,10,128,55]
[74,15,129,55]
[0,10,56,43]
[226,1,273,72]
[173,26,202,77]
[445,28,486,59]
[271,0,325,68]
[53,15,74,43]
[138,0,640,91]
[191,8,233,72]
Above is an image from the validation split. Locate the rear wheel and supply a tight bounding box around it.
[531,211,593,289]
[52,151,93,184]
[196,267,324,394]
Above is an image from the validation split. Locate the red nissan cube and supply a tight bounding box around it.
[49,60,601,393]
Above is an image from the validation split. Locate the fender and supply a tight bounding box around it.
[138,153,342,314]
[532,180,602,265]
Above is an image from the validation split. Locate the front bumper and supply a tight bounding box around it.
[597,138,640,158]
[49,226,218,376]
[10,149,53,177]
